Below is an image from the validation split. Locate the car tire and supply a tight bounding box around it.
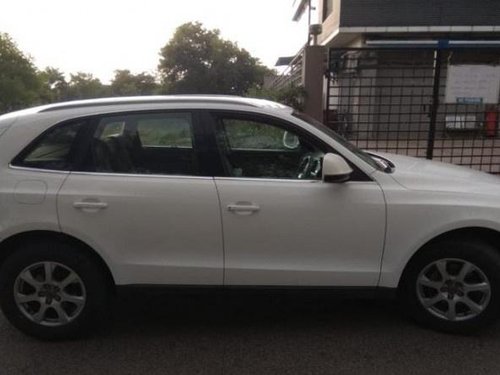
[0,239,111,340]
[399,238,500,334]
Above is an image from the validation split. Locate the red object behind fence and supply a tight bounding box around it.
[485,111,498,137]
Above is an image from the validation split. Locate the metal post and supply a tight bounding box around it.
[324,49,332,126]
[325,72,331,125]
[426,48,443,159]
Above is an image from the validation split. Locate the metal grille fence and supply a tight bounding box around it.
[325,46,500,173]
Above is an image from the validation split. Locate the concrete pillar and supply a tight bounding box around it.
[301,45,326,122]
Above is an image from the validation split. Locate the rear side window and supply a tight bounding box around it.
[86,112,198,176]
[12,120,85,171]
[137,117,193,148]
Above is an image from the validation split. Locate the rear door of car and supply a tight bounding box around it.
[57,110,224,286]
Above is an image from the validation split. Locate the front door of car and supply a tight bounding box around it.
[209,112,386,286]
[57,111,223,286]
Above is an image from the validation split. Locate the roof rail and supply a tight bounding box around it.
[38,96,258,113]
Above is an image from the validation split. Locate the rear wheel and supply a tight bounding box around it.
[400,239,500,333]
[0,240,111,340]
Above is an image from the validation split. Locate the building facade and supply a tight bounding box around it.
[274,0,500,172]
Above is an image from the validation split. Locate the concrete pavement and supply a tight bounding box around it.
[0,292,498,374]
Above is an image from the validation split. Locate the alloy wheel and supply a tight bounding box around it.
[13,261,86,327]
[416,258,491,322]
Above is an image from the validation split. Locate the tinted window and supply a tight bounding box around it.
[293,111,383,171]
[137,117,193,148]
[88,112,198,175]
[223,119,292,150]
[13,120,84,171]
[214,114,324,180]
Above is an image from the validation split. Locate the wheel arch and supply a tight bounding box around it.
[398,226,500,289]
[0,230,116,292]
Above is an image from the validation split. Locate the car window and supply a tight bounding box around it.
[88,112,198,176]
[293,111,384,172]
[223,119,291,150]
[213,114,324,180]
[137,116,193,148]
[12,120,85,171]
[99,121,125,139]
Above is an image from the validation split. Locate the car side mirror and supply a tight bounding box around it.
[322,153,353,183]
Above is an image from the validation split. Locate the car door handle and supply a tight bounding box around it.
[73,201,108,210]
[227,203,260,214]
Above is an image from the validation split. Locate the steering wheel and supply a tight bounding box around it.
[297,153,323,179]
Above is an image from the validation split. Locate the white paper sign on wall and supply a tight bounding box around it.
[445,65,500,104]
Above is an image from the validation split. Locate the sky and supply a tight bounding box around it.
[0,0,312,83]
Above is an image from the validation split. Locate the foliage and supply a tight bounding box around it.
[38,67,69,103]
[0,33,41,113]
[158,22,270,95]
[110,70,159,96]
[39,69,116,103]
[0,24,277,114]
[248,85,308,111]
[66,73,109,100]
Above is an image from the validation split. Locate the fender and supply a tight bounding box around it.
[379,219,500,288]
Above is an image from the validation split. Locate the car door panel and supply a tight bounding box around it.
[207,111,386,287]
[227,150,303,178]
[216,178,386,286]
[138,147,197,175]
[58,174,223,285]
[56,110,224,286]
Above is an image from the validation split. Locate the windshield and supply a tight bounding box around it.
[292,111,385,171]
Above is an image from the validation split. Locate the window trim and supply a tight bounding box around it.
[8,164,70,175]
[204,110,372,182]
[68,170,214,180]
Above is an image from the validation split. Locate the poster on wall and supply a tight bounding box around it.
[445,65,500,104]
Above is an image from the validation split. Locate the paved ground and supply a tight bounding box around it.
[1,292,499,375]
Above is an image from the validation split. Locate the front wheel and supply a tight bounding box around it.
[0,240,111,340]
[399,239,500,334]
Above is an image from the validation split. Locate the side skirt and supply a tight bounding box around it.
[116,285,397,300]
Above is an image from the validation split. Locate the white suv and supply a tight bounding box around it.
[0,96,499,339]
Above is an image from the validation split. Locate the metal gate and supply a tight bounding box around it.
[325,45,500,173]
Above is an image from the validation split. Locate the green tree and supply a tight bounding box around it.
[110,69,158,96]
[158,22,270,95]
[66,72,109,100]
[0,33,41,113]
[38,67,68,103]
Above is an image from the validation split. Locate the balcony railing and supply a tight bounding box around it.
[269,47,305,91]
